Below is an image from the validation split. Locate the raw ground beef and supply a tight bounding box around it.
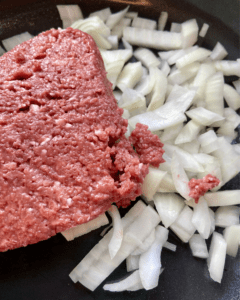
[0,28,164,251]
[188,174,220,203]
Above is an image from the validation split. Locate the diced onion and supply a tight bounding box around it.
[215,206,240,228]
[106,6,129,30]
[176,48,211,69]
[142,167,167,200]
[131,229,156,256]
[186,107,224,126]
[158,11,168,31]
[117,61,143,91]
[132,17,157,30]
[134,48,160,69]
[199,23,209,38]
[181,19,199,49]
[2,32,33,51]
[210,42,228,61]
[89,7,111,22]
[223,225,240,257]
[204,190,240,207]
[189,234,209,258]
[126,254,140,272]
[108,205,123,259]
[223,83,240,110]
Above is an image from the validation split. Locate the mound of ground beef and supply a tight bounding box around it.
[0,28,164,251]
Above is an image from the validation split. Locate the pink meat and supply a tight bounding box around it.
[188,174,220,203]
[0,28,164,251]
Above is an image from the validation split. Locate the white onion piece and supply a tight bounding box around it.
[106,6,129,29]
[107,35,118,49]
[123,27,182,50]
[215,206,240,228]
[181,19,199,48]
[168,46,198,65]
[224,107,240,127]
[223,225,240,257]
[153,193,185,228]
[204,190,240,207]
[125,11,138,19]
[165,144,204,173]
[179,140,200,155]
[192,197,212,239]
[111,18,132,39]
[192,63,216,102]
[57,5,83,29]
[207,232,227,283]
[168,62,200,85]
[192,153,216,166]
[210,42,228,61]
[117,62,143,91]
[147,68,167,111]
[158,49,180,61]
[170,206,196,242]
[186,107,224,126]
[71,16,110,37]
[232,79,240,94]
[61,213,109,241]
[118,88,146,116]
[161,60,171,76]
[132,17,157,30]
[106,60,124,89]
[142,167,167,200]
[122,37,133,51]
[205,72,224,118]
[160,123,184,143]
[126,255,140,272]
[198,130,219,153]
[199,23,209,37]
[113,91,122,102]
[134,67,156,96]
[100,49,132,65]
[103,270,143,292]
[223,83,240,110]
[2,32,33,51]
[108,205,123,259]
[89,7,111,22]
[209,208,215,235]
[131,229,156,256]
[158,11,168,31]
[189,234,209,258]
[176,48,211,69]
[170,22,181,33]
[100,224,112,237]
[134,48,160,68]
[157,173,177,193]
[164,241,177,252]
[213,60,240,76]
[171,152,191,201]
[166,85,189,103]
[217,120,238,140]
[233,144,240,155]
[212,137,240,184]
[70,204,159,291]
[174,120,204,144]
[139,226,168,290]
[88,30,112,49]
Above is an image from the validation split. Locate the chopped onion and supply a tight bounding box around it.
[147,68,167,111]
[107,35,119,49]
[89,7,111,22]
[210,42,228,61]
[0,46,5,56]
[199,23,209,38]
[106,6,129,30]
[111,18,132,39]
[179,140,200,155]
[2,32,33,51]
[142,167,167,200]
[181,19,199,49]
[204,190,240,207]
[108,205,123,259]
[192,197,212,239]
[198,130,219,153]
[123,27,182,50]
[171,152,191,201]
[113,90,122,102]
[223,225,240,257]
[189,234,209,258]
[71,16,110,37]
[100,49,132,65]
[153,193,185,228]
[103,270,144,292]
[160,122,184,143]
[170,22,181,33]
[105,60,124,89]
[117,61,143,91]
[163,241,177,252]
[160,60,171,76]
[215,206,240,228]
[158,49,180,61]
[174,120,204,144]
[139,226,168,290]
[134,67,156,96]
[132,17,157,30]
[57,5,83,29]
[186,107,224,126]
[168,46,198,65]
[170,205,196,242]
[205,72,224,118]
[158,11,168,31]
[134,48,160,68]
[126,254,140,272]
[232,79,240,94]
[122,37,133,51]
[125,11,138,19]
[176,48,211,69]
[168,62,200,85]
[207,232,227,283]
[61,213,109,241]
[131,229,156,256]
[118,88,146,116]
[157,173,177,193]
[213,60,240,77]
[223,83,240,110]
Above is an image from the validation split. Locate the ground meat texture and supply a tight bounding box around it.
[188,174,220,203]
[0,28,163,252]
